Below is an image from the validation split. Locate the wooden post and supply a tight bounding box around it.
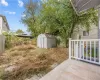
[0,35,5,54]
[69,38,71,59]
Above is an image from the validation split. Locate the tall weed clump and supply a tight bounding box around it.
[3,32,34,49]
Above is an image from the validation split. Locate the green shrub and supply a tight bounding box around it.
[3,32,35,49]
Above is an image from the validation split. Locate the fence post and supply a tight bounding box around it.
[99,39,100,64]
[69,38,71,59]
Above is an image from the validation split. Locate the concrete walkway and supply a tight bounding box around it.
[39,59,100,80]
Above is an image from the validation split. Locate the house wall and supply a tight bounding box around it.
[0,16,9,34]
[72,25,98,39]
[2,17,9,33]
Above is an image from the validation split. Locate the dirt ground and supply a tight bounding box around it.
[0,44,68,80]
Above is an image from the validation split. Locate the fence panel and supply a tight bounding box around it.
[0,35,5,54]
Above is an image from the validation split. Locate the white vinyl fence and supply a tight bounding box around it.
[0,35,5,54]
[69,38,100,65]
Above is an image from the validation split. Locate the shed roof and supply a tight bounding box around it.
[38,33,56,39]
[0,15,10,30]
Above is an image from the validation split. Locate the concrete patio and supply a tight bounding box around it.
[39,59,100,80]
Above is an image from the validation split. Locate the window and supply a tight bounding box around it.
[83,31,89,36]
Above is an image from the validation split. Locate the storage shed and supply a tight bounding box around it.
[0,35,5,54]
[37,34,56,48]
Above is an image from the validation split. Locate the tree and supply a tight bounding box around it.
[38,0,98,47]
[16,29,24,34]
[21,0,98,47]
[21,0,39,36]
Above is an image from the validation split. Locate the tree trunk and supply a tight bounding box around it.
[65,39,69,48]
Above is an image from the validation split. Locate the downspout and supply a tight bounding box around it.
[98,8,100,64]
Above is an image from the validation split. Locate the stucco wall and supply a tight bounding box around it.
[0,16,9,34]
[2,18,9,33]
[72,25,98,39]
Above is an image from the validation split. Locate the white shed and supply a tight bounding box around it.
[37,34,56,48]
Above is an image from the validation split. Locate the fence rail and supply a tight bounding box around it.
[69,38,100,65]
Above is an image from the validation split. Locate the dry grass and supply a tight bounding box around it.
[0,45,68,80]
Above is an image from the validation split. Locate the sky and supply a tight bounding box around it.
[0,0,42,33]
